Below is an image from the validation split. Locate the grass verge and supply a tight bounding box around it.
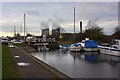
[0,44,2,80]
[15,43,32,46]
[2,45,21,78]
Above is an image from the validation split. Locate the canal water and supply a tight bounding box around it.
[31,49,120,78]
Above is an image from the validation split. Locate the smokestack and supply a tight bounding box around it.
[80,21,82,33]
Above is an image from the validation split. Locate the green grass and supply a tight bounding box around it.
[15,43,32,46]
[2,45,21,78]
[0,45,2,79]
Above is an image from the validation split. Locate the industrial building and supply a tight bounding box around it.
[42,29,49,37]
[52,28,60,36]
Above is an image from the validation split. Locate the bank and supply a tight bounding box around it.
[2,45,21,78]
[2,44,72,79]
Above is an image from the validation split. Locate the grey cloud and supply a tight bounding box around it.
[2,2,118,36]
[25,10,40,16]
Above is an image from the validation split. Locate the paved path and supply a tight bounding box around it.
[9,45,71,79]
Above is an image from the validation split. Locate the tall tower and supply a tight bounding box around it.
[80,21,82,33]
[14,26,16,37]
[14,26,16,34]
[24,13,26,42]
[73,7,75,42]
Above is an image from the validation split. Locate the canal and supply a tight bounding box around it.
[31,49,120,78]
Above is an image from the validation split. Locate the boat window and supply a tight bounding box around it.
[2,39,8,40]
[112,46,118,49]
[82,41,85,43]
[114,41,118,45]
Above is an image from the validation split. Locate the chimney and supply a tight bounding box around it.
[80,21,82,33]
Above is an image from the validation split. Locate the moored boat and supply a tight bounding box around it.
[70,43,81,52]
[59,44,70,49]
[78,38,98,52]
[98,39,120,57]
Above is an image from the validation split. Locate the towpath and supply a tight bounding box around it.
[9,45,71,79]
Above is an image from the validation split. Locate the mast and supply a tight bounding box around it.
[20,25,22,34]
[26,27,27,35]
[24,13,26,42]
[14,26,16,37]
[14,26,15,35]
[74,7,75,42]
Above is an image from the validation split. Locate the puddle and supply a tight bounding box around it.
[14,56,20,58]
[9,45,14,48]
[17,62,30,66]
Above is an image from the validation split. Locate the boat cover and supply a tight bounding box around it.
[85,40,97,48]
[60,44,70,47]
[73,43,79,46]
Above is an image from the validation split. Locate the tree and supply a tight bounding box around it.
[112,26,120,39]
[14,33,21,40]
[76,27,105,42]
[26,33,34,37]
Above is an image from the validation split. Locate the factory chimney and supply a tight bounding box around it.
[80,21,82,33]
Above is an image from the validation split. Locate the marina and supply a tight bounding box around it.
[1,2,120,79]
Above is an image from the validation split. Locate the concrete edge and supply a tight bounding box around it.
[15,46,73,80]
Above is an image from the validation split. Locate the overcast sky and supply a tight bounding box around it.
[1,2,118,36]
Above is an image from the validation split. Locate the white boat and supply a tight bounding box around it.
[1,37,8,44]
[59,44,70,49]
[98,39,120,57]
[78,39,98,52]
[70,43,81,52]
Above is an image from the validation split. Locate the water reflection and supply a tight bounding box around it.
[31,48,120,78]
[84,54,97,62]
[69,52,81,63]
[17,62,30,67]
[59,49,70,53]
[98,54,120,64]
